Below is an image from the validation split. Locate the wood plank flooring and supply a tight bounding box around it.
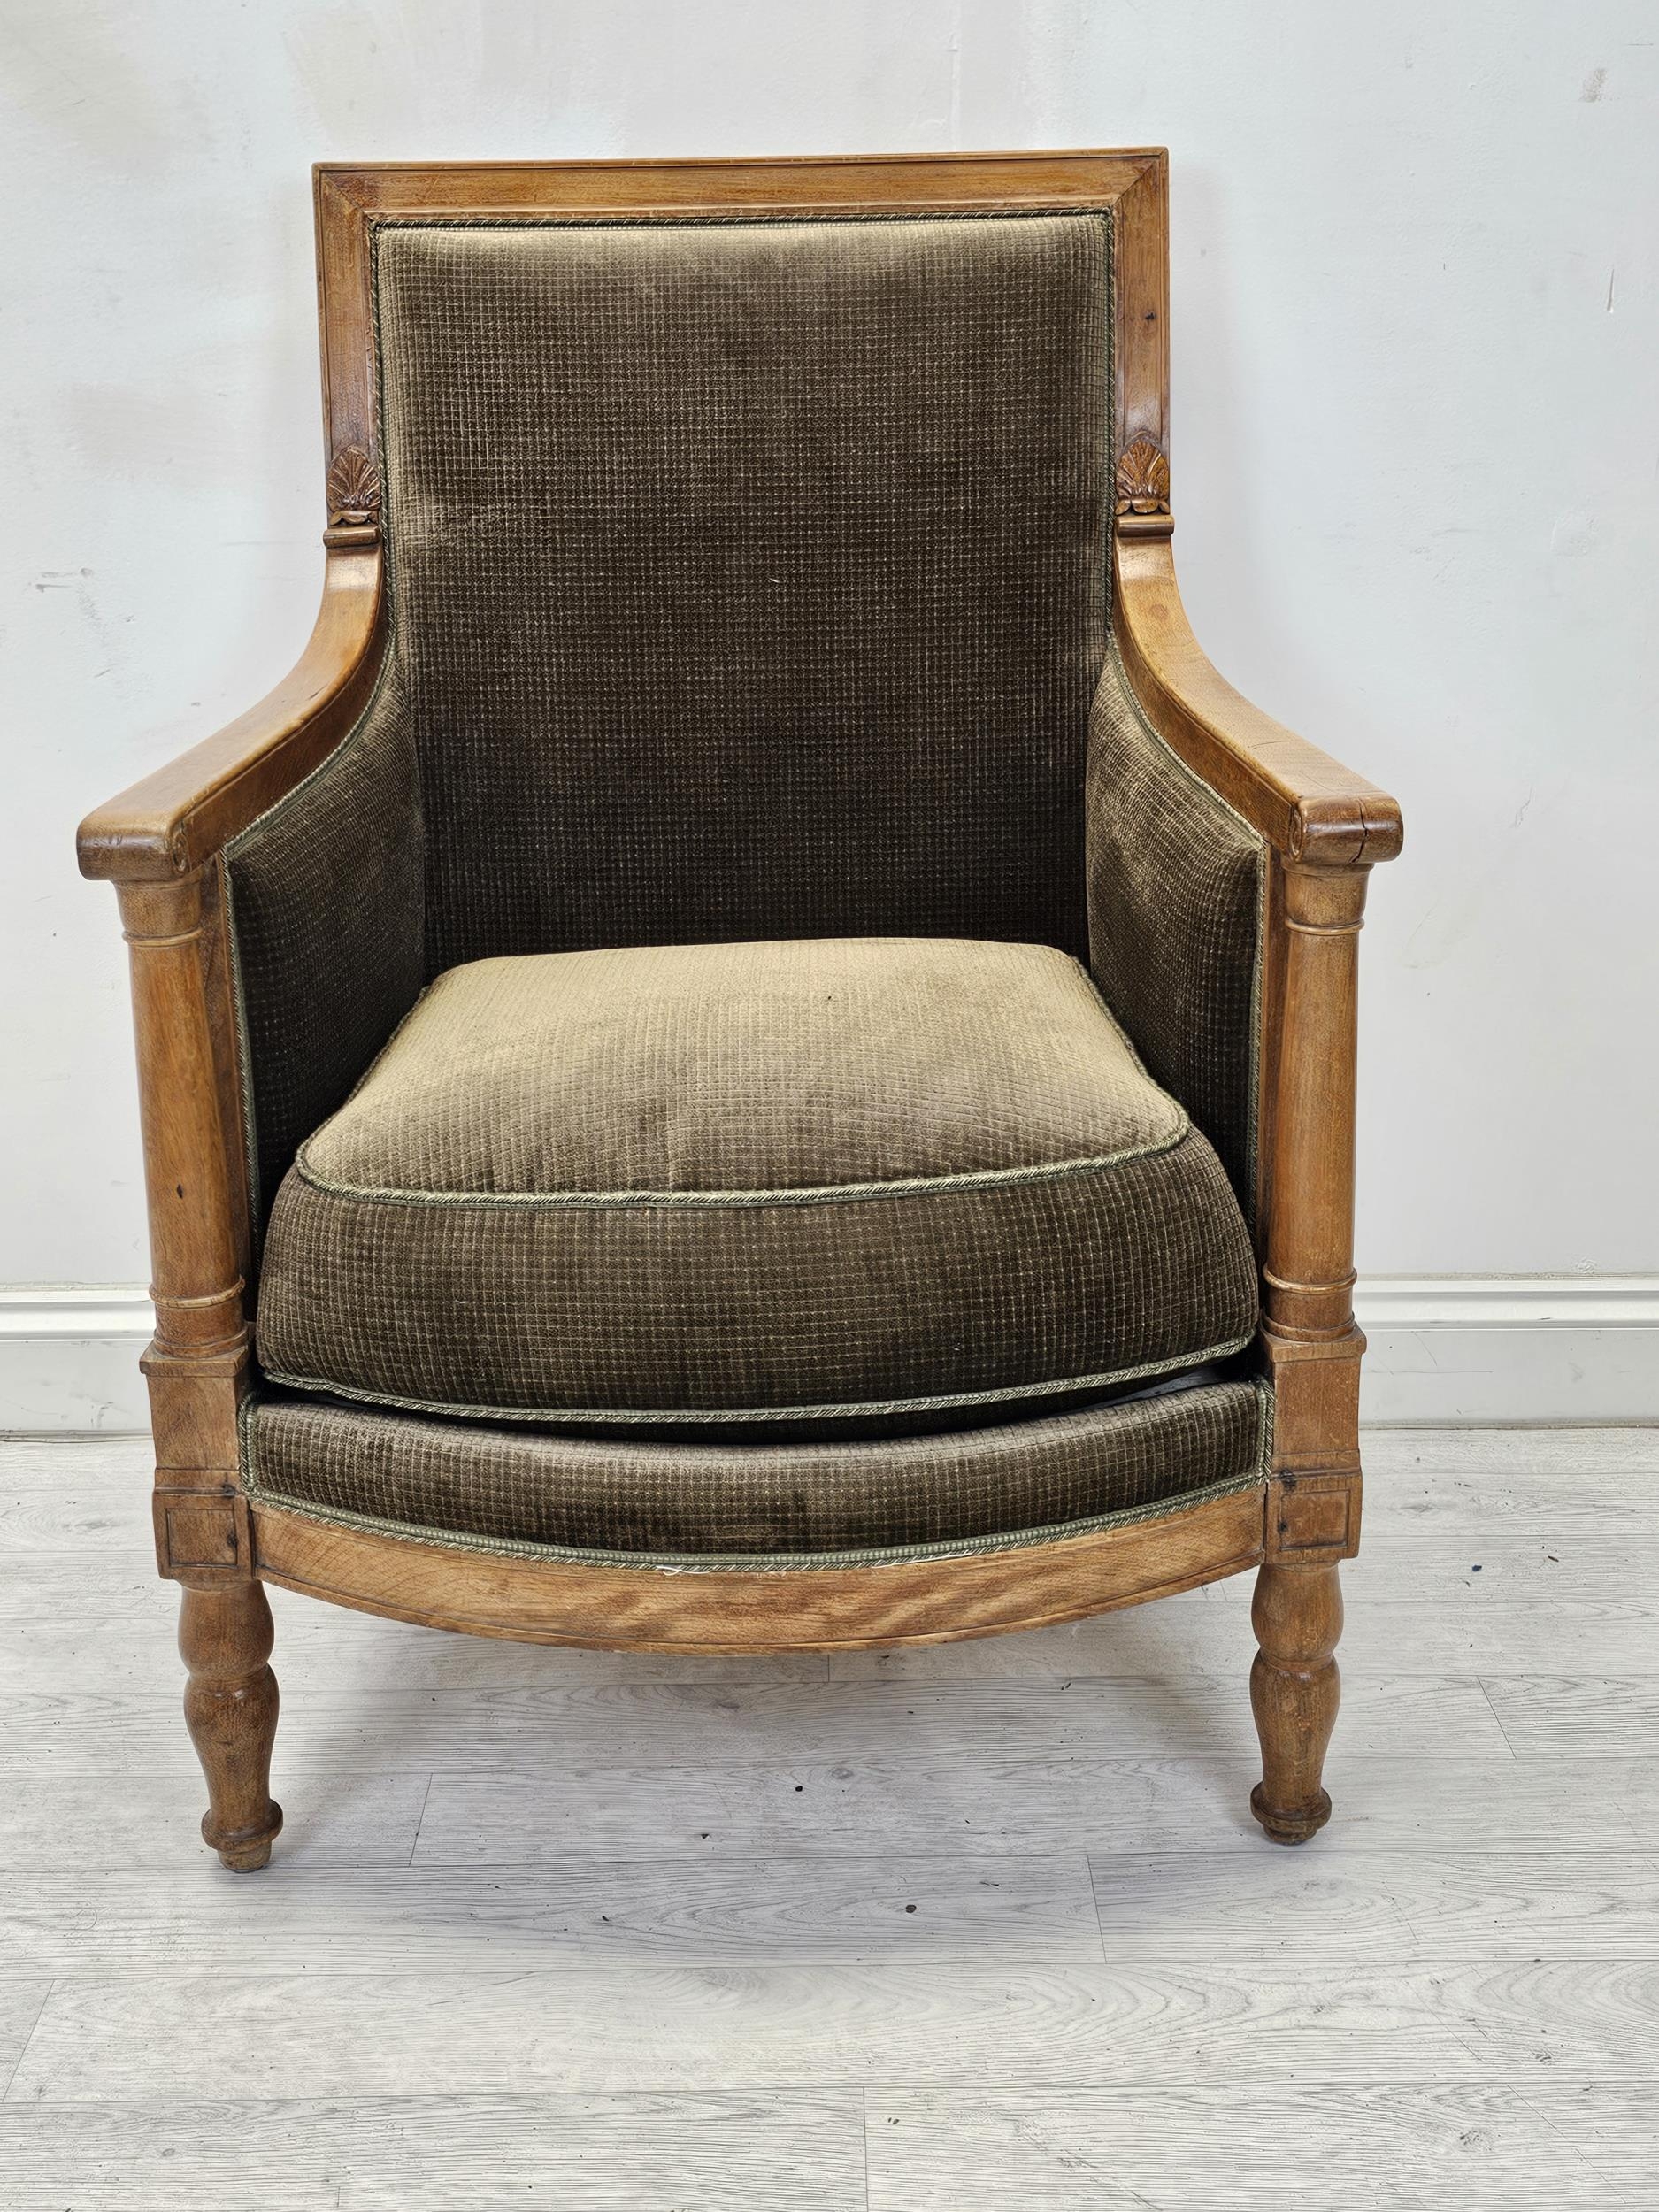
[1,1427,1655,2208]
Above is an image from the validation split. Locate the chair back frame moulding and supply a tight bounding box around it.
[76,154,1402,1868]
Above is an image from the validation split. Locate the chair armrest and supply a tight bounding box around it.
[1113,535,1402,870]
[1110,533,1403,1490]
[77,541,386,883]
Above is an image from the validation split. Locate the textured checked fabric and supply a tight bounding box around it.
[222,207,1271,1540]
[294,938,1185,1192]
[224,659,425,1225]
[373,213,1110,973]
[242,1379,1267,1555]
[256,938,1258,1425]
[1086,648,1266,1206]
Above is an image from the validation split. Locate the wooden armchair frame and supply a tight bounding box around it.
[78,151,1401,1870]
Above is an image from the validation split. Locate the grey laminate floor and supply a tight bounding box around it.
[1,1427,1655,2208]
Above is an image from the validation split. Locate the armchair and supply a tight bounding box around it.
[78,151,1401,1871]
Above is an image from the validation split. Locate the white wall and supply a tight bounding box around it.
[4,3,1655,1413]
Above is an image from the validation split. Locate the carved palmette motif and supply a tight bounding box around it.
[326,445,382,526]
[1114,437,1171,516]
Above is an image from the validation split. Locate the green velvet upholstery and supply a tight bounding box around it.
[257,937,1258,1428]
[221,204,1272,1553]
[1086,647,1265,1205]
[242,1379,1269,1558]
[373,213,1110,974]
[225,661,424,1225]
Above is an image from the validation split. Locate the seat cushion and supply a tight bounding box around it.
[242,1379,1270,1558]
[256,938,1258,1428]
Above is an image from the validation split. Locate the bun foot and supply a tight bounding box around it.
[1250,1781,1332,1846]
[204,1801,284,1871]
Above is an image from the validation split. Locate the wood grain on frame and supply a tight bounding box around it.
[250,1483,1268,1655]
[70,152,1402,1865]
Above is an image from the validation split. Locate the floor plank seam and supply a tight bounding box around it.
[406,1771,434,1868]
[388,1843,1659,1866]
[1473,1674,1524,1759]
[14,2071,1659,2109]
[1502,2084,1647,2212]
[11,1839,1656,1871]
[15,1950,1655,1976]
[1083,1851,1118,1964]
[0,1980,54,2105]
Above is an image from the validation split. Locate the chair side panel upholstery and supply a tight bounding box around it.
[224,659,426,1228]
[1086,647,1265,1214]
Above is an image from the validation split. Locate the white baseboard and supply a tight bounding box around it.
[0,1287,157,1433]
[1,1278,1655,1433]
[1356,1276,1659,1424]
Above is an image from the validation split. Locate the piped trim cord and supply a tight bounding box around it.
[238,1379,1273,1573]
[291,1123,1197,1210]
[258,1330,1257,1429]
[289,944,1189,1210]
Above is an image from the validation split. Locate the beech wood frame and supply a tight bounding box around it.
[77,151,1401,1870]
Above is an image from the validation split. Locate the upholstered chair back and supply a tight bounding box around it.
[373,213,1112,971]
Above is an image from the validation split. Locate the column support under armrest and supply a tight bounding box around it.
[119,866,256,1576]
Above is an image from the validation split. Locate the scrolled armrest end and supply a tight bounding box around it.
[1287,792,1404,872]
[76,811,191,885]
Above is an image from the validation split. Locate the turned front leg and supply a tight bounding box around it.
[180,1583,282,1870]
[1249,1559,1341,1844]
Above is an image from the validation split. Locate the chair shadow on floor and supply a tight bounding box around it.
[251,1577,1266,1901]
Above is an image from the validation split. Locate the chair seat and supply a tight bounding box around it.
[256,937,1258,1431]
[243,1382,1270,1557]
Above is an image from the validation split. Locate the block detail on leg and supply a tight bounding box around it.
[179,1582,282,1870]
[1249,1559,1341,1845]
